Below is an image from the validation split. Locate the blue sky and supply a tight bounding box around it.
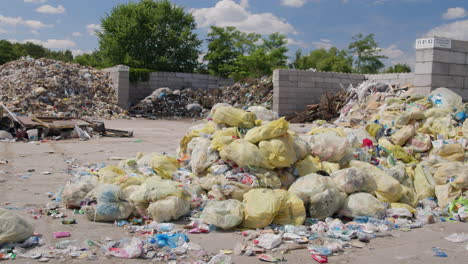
[1,0,468,67]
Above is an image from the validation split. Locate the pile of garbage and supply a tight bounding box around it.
[1,85,467,261]
[130,76,273,118]
[0,57,126,119]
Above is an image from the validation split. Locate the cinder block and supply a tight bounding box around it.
[413,74,432,87]
[449,64,468,76]
[448,76,465,88]
[465,77,468,89]
[414,62,432,74]
[277,81,298,87]
[450,40,468,53]
[301,71,318,77]
[298,81,314,88]
[433,50,466,64]
[415,49,434,62]
[351,74,365,80]
[289,75,306,82]
[277,69,298,76]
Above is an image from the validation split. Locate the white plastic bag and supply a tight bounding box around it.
[331,168,377,194]
[339,193,385,218]
[201,199,244,230]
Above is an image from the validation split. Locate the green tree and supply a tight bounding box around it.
[384,63,411,73]
[0,40,17,65]
[231,33,288,80]
[289,47,352,73]
[47,50,73,62]
[73,51,111,68]
[348,33,387,73]
[204,26,260,78]
[98,0,201,72]
[13,42,47,59]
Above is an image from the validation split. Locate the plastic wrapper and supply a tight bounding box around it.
[331,168,378,194]
[308,188,346,220]
[258,134,297,169]
[429,87,463,110]
[149,155,179,179]
[339,192,386,218]
[246,106,279,121]
[288,173,335,204]
[434,144,464,162]
[349,161,402,203]
[414,164,436,200]
[292,134,311,161]
[84,184,133,222]
[107,237,143,259]
[62,174,98,208]
[0,208,34,245]
[220,139,270,169]
[190,138,219,176]
[344,128,376,148]
[212,106,257,128]
[390,125,415,146]
[308,131,350,162]
[147,196,190,222]
[201,199,244,230]
[211,127,240,151]
[406,133,432,153]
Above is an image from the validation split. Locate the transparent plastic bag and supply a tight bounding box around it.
[201,199,244,230]
[331,168,377,194]
[147,196,190,222]
[0,208,34,245]
[339,192,385,218]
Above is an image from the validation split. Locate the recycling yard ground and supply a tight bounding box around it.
[1,119,467,264]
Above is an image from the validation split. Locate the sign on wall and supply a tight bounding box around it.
[416,38,452,49]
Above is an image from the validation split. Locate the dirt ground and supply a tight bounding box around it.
[1,119,467,264]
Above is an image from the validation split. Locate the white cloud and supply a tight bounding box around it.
[287,38,307,47]
[281,0,306,7]
[30,30,39,35]
[86,24,102,36]
[22,39,76,49]
[36,4,66,14]
[0,15,52,29]
[24,0,48,4]
[312,40,333,49]
[72,32,83,37]
[191,0,296,35]
[239,0,249,8]
[381,44,414,66]
[425,19,468,41]
[442,7,467,20]
[71,49,85,56]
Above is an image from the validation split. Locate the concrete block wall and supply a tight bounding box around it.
[103,65,130,109]
[414,39,468,98]
[364,73,414,86]
[273,69,365,115]
[129,71,233,105]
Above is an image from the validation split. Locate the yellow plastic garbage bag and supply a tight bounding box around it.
[419,115,457,139]
[339,192,385,218]
[308,188,347,220]
[211,127,240,151]
[259,134,297,169]
[149,155,179,179]
[321,162,340,174]
[201,199,244,230]
[309,132,350,162]
[389,203,416,213]
[366,124,382,137]
[242,189,285,228]
[434,144,465,162]
[463,119,468,137]
[288,173,335,203]
[292,135,311,161]
[147,196,190,222]
[429,87,463,110]
[331,168,378,194]
[414,164,435,200]
[273,191,306,226]
[179,122,216,155]
[244,117,289,143]
[220,139,270,169]
[294,155,321,177]
[0,208,34,245]
[308,127,345,137]
[379,138,417,163]
[398,185,418,208]
[113,174,145,190]
[391,125,415,146]
[253,169,282,189]
[98,166,126,184]
[433,162,468,187]
[212,106,256,128]
[190,138,219,176]
[129,178,190,208]
[349,161,403,203]
[435,184,463,208]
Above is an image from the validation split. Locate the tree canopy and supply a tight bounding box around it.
[290,47,353,73]
[384,63,412,73]
[348,33,387,74]
[98,0,201,72]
